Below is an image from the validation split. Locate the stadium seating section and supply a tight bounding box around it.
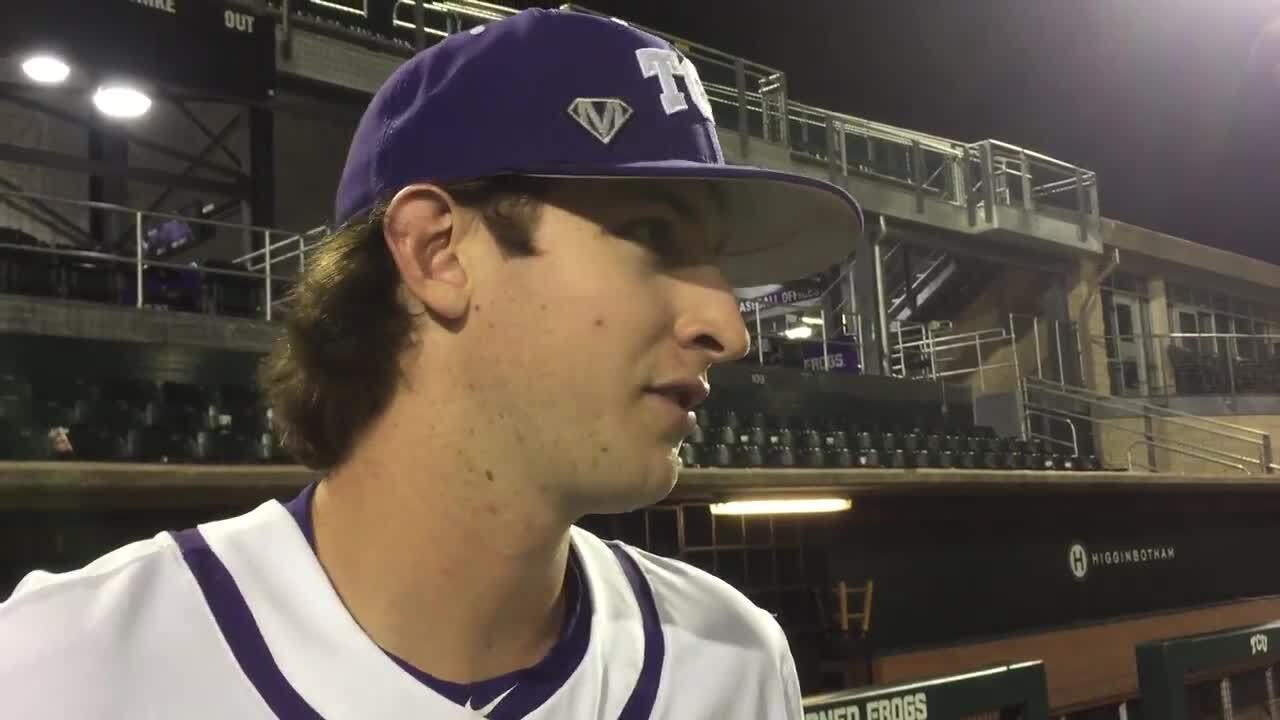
[678,408,1102,471]
[0,374,290,464]
[0,371,1104,469]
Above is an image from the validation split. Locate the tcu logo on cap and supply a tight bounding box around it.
[569,47,715,145]
[635,48,715,123]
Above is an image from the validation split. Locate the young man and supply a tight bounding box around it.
[0,8,861,719]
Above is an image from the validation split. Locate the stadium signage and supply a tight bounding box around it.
[805,692,929,720]
[804,663,1047,720]
[3,0,276,101]
[131,0,178,14]
[1068,541,1177,581]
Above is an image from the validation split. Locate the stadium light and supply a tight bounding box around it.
[21,54,71,85]
[782,325,813,340]
[709,498,853,516]
[93,83,152,120]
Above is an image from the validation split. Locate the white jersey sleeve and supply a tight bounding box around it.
[0,533,276,720]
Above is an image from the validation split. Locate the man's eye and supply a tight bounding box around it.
[616,218,679,257]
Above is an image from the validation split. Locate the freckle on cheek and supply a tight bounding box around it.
[594,318,605,328]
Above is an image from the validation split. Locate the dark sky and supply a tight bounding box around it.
[522,0,1280,264]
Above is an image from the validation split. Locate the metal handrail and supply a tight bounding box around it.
[0,189,307,322]
[1026,397,1262,473]
[1024,376,1272,474]
[1026,376,1271,441]
[1025,409,1079,456]
[274,1,1098,224]
[558,3,783,75]
[236,225,329,272]
[1126,439,1250,475]
[979,139,1090,177]
[0,189,297,236]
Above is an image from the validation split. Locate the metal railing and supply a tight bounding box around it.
[1126,439,1250,475]
[1023,376,1274,475]
[890,325,1018,391]
[1025,409,1080,457]
[886,313,1084,388]
[276,1,1099,237]
[0,189,314,322]
[698,79,1099,231]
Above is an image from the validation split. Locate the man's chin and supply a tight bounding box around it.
[584,462,681,516]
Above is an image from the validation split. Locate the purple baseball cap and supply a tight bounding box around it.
[336,8,862,286]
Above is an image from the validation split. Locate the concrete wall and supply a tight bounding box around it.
[1095,414,1277,473]
[929,264,1061,396]
[271,91,362,233]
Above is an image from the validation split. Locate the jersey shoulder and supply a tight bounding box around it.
[0,533,197,714]
[610,538,789,652]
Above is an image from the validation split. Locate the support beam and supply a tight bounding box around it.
[854,215,887,376]
[147,115,242,213]
[0,86,246,182]
[0,143,245,197]
[172,100,244,169]
[249,105,275,229]
[88,128,129,250]
[0,178,94,246]
[0,198,87,247]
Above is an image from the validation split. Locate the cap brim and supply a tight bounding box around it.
[520,160,863,287]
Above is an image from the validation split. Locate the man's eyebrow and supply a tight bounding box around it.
[633,183,729,255]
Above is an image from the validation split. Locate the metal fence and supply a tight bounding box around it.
[887,314,1082,393]
[1023,376,1275,475]
[274,0,1099,238]
[0,189,317,322]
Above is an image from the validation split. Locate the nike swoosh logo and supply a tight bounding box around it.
[463,685,518,716]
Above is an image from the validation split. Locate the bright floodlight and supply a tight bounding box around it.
[709,498,853,516]
[783,325,813,340]
[93,84,152,119]
[21,55,71,85]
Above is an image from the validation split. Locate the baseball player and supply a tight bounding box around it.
[0,9,861,718]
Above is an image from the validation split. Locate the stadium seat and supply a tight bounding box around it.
[121,426,175,462]
[0,228,62,298]
[0,374,32,423]
[65,423,123,461]
[63,257,126,304]
[30,377,104,427]
[0,419,44,460]
[201,260,265,318]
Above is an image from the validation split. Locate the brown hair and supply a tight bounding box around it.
[259,176,549,471]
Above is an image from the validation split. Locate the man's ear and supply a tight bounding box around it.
[383,184,471,321]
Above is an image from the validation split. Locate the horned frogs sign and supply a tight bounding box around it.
[805,692,929,720]
[802,662,1049,720]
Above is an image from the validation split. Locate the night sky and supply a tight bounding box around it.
[521,0,1280,265]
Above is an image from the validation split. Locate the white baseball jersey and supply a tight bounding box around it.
[0,484,802,719]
